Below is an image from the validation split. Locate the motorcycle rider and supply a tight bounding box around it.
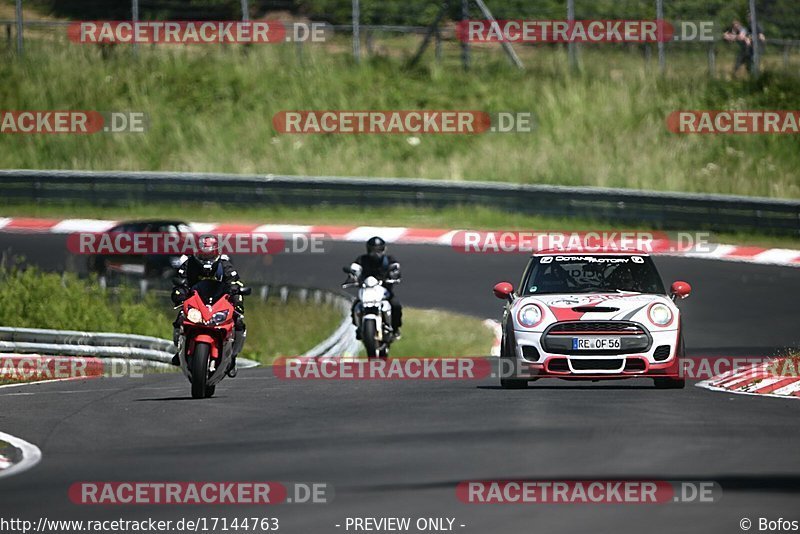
[171,234,246,377]
[345,236,403,340]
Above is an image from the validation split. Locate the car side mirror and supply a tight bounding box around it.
[493,282,515,301]
[670,281,691,300]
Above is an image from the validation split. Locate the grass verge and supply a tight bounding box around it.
[1,36,799,198]
[388,308,495,358]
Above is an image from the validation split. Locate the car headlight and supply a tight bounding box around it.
[210,310,229,325]
[517,304,544,328]
[648,303,673,326]
[186,308,203,324]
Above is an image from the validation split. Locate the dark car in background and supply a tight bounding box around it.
[87,220,193,280]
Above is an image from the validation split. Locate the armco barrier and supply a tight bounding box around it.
[0,326,173,352]
[1,170,798,235]
[0,326,183,365]
[299,293,360,360]
[0,325,260,369]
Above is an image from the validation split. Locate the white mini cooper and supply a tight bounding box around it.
[493,250,691,389]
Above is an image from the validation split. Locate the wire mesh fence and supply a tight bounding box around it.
[2,1,799,75]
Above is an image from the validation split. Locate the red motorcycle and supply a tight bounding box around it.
[176,280,250,399]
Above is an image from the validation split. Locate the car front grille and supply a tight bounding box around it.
[547,321,646,335]
[569,359,625,371]
[542,321,651,355]
[544,357,648,374]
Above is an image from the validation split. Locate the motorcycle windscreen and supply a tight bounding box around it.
[191,279,228,305]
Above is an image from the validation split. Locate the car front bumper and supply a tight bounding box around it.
[507,327,681,379]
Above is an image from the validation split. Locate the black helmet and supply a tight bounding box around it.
[366,236,386,259]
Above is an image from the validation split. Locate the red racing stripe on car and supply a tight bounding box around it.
[548,307,586,321]
[549,299,615,322]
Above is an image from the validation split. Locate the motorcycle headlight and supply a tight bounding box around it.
[648,303,673,326]
[186,308,203,324]
[517,304,544,328]
[210,310,229,325]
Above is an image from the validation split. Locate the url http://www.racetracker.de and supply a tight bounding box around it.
[0,516,280,534]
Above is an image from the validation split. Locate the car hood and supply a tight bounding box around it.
[519,292,675,324]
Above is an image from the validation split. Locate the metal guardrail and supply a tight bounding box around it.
[120,278,353,307]
[299,291,360,359]
[0,326,263,369]
[1,169,798,235]
[0,326,175,363]
[0,326,173,351]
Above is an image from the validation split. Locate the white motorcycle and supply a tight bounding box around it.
[342,263,400,359]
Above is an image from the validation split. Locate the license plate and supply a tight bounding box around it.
[572,337,621,350]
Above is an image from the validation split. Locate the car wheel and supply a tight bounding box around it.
[499,328,528,389]
[654,331,686,389]
[500,376,528,389]
[654,377,685,389]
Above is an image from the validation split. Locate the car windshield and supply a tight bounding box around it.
[522,254,666,295]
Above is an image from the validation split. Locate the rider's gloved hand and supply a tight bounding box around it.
[171,288,188,307]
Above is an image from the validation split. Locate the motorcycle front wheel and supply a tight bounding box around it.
[362,320,380,359]
[190,342,211,399]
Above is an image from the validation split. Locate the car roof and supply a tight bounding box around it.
[533,248,651,256]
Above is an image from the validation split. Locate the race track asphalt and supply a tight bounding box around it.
[0,233,798,534]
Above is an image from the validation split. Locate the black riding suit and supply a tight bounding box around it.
[350,253,402,330]
[171,255,246,358]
